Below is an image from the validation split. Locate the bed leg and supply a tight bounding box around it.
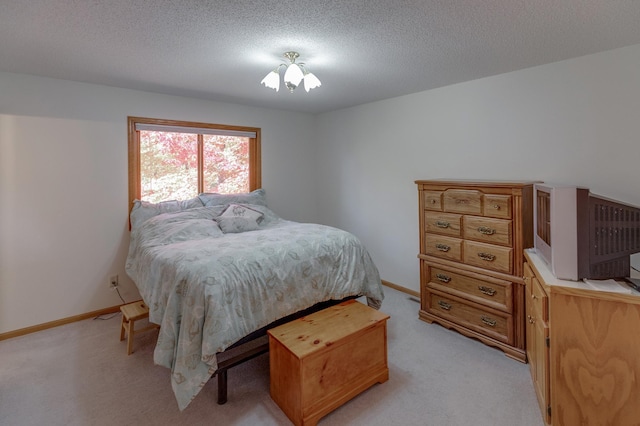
[217,369,228,404]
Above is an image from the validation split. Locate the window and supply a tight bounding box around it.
[128,117,261,207]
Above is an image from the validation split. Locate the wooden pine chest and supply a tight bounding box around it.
[267,299,390,426]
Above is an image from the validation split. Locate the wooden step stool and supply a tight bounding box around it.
[268,299,390,426]
[119,301,159,355]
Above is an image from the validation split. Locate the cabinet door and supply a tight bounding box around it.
[524,262,550,425]
[533,312,550,425]
[524,264,536,373]
[551,292,640,426]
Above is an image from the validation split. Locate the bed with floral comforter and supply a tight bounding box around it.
[125,198,383,410]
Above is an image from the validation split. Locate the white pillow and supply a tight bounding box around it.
[216,204,264,233]
[198,188,267,207]
[129,196,204,229]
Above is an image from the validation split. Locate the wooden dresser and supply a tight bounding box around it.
[524,249,640,426]
[416,179,535,362]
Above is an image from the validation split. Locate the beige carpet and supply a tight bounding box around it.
[0,287,543,426]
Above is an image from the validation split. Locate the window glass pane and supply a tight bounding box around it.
[140,130,198,203]
[202,135,249,194]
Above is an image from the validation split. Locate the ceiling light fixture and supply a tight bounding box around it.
[261,51,321,93]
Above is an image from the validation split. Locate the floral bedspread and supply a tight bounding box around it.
[125,205,384,410]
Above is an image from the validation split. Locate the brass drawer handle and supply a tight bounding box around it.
[481,316,497,327]
[430,199,437,204]
[438,300,452,311]
[477,226,496,235]
[435,221,450,229]
[436,273,451,283]
[435,243,451,252]
[527,315,535,324]
[478,252,496,261]
[492,204,501,210]
[478,285,497,296]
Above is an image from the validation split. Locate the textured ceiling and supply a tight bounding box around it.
[2,1,640,114]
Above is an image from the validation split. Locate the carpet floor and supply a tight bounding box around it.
[0,286,543,425]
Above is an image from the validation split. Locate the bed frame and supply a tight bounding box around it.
[212,296,358,404]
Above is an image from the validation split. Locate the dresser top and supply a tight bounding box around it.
[416,179,539,188]
[525,248,640,302]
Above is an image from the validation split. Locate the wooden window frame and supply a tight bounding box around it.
[127,116,261,210]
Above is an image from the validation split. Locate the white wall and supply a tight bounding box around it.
[315,44,640,293]
[0,72,317,334]
[3,43,640,333]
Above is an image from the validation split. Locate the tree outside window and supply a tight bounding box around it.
[128,117,260,207]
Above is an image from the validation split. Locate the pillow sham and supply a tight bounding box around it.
[216,203,264,233]
[130,196,204,229]
[147,205,227,223]
[198,188,267,207]
[178,197,206,210]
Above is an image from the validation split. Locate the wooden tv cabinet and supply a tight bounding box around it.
[524,249,640,426]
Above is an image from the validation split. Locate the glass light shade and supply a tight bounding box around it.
[283,63,304,87]
[303,72,322,92]
[261,52,321,93]
[261,70,280,91]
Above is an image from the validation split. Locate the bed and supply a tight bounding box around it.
[125,190,384,410]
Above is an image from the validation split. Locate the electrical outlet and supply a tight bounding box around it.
[109,275,119,289]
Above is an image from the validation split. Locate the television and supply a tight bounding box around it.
[533,183,640,282]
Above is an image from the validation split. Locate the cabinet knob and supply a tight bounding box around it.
[527,315,535,324]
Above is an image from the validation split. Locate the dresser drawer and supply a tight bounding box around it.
[463,216,512,247]
[427,265,513,313]
[443,189,482,215]
[483,194,512,219]
[425,211,462,237]
[426,289,513,344]
[425,234,463,262]
[463,240,513,274]
[423,190,443,211]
